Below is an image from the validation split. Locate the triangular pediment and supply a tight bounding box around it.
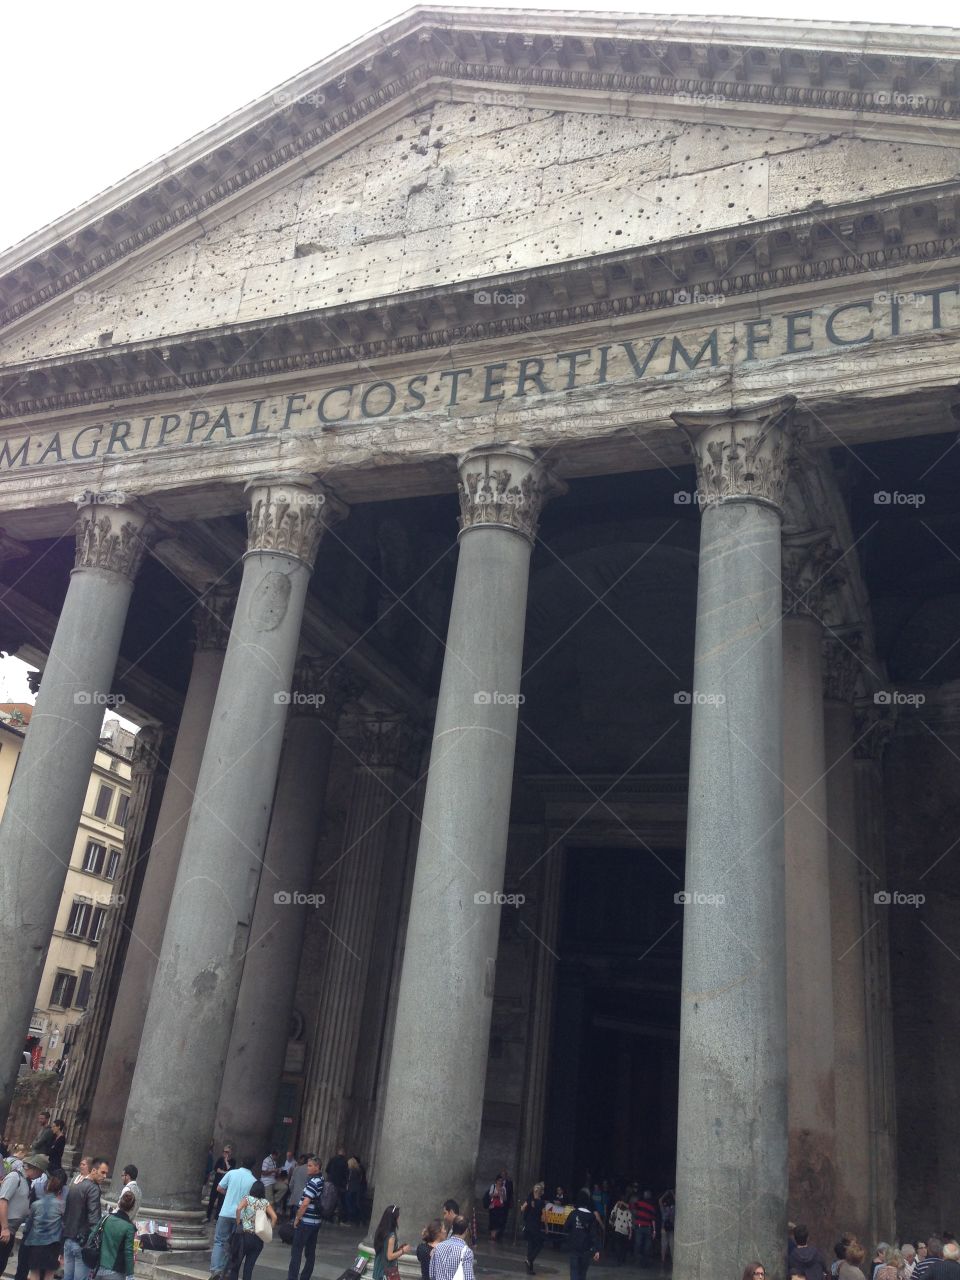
[0,6,958,380]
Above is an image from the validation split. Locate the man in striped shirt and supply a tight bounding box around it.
[430,1216,475,1280]
[632,1191,656,1264]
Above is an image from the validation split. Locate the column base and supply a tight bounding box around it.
[132,1205,209,1252]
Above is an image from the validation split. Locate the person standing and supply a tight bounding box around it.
[564,1192,601,1280]
[840,1243,869,1280]
[0,1153,42,1277]
[119,1168,142,1223]
[47,1126,65,1177]
[211,1157,256,1276]
[430,1215,474,1280]
[609,1197,633,1266]
[96,1189,135,1280]
[344,1159,363,1226]
[788,1225,829,1280]
[29,1121,53,1162]
[417,1221,443,1280]
[21,1168,65,1280]
[207,1147,237,1224]
[325,1150,347,1198]
[485,1177,508,1243]
[927,1242,960,1280]
[903,1246,918,1279]
[658,1192,675,1266]
[232,1180,277,1280]
[287,1157,324,1280]
[374,1206,410,1280]
[287,1160,309,1223]
[521,1184,546,1275]
[62,1158,108,1280]
[440,1202,459,1241]
[632,1191,656,1266]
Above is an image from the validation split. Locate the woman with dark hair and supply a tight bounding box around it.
[485,1176,508,1242]
[373,1205,410,1280]
[231,1178,277,1280]
[97,1188,136,1280]
[48,1122,66,1175]
[416,1220,443,1280]
[742,1263,767,1280]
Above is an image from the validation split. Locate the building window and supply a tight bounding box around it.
[66,900,91,938]
[89,908,106,944]
[109,758,119,773]
[106,849,121,880]
[82,841,106,874]
[75,969,93,1009]
[93,784,113,819]
[114,793,130,828]
[50,972,77,1008]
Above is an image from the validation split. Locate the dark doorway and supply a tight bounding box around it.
[542,845,683,1197]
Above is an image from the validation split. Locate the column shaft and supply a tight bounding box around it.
[672,399,794,1280]
[84,615,228,1162]
[373,446,560,1233]
[782,614,836,1239]
[115,477,343,1214]
[301,718,416,1160]
[823,696,870,1244]
[0,499,148,1127]
[216,695,338,1159]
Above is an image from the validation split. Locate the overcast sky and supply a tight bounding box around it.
[2,0,958,253]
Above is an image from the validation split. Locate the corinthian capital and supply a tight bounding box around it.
[245,475,348,569]
[457,445,565,544]
[782,530,846,619]
[74,494,151,581]
[672,395,797,513]
[193,585,236,652]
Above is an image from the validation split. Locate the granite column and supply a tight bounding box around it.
[671,398,795,1280]
[0,493,150,1128]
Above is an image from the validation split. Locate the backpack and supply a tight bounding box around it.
[566,1209,595,1255]
[320,1180,338,1220]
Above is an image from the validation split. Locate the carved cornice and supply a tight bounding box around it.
[822,631,863,702]
[74,498,150,581]
[457,445,564,543]
[2,189,959,420]
[782,529,846,619]
[2,23,959,331]
[245,476,347,568]
[192,585,236,652]
[673,394,797,512]
[356,713,423,770]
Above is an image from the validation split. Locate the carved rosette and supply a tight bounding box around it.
[822,632,863,703]
[357,713,424,770]
[74,495,150,581]
[457,445,565,544]
[193,585,236,652]
[672,395,797,513]
[782,530,846,619]
[290,654,362,722]
[245,476,348,569]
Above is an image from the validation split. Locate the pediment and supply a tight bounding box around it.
[2,89,959,369]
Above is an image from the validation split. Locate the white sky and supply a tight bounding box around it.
[2,0,959,254]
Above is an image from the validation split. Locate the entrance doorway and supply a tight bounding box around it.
[542,845,683,1199]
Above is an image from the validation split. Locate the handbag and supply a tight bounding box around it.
[81,1215,109,1268]
[254,1205,273,1244]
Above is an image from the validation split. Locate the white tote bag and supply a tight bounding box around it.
[254,1204,273,1244]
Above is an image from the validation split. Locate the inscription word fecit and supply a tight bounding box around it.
[2,285,957,473]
